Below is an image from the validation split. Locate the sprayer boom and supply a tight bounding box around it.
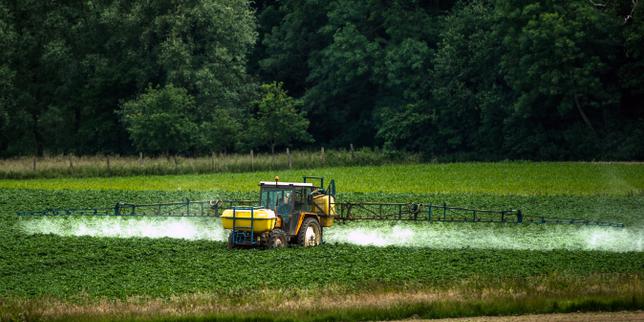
[334,201,624,227]
[16,199,254,218]
[15,177,625,228]
[17,199,624,228]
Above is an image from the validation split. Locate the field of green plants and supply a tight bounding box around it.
[0,162,643,321]
[1,162,642,195]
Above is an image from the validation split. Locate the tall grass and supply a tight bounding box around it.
[0,148,419,179]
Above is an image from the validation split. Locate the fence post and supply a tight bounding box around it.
[320,147,325,164]
[173,155,178,172]
[350,143,354,160]
[428,203,433,222]
[287,148,292,169]
[211,152,215,171]
[68,153,74,170]
[250,149,254,171]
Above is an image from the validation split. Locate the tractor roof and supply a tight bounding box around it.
[259,181,314,188]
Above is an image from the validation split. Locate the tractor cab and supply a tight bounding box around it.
[259,180,313,236]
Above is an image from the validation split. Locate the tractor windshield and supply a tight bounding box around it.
[260,188,293,217]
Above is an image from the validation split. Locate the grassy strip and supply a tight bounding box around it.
[2,274,641,321]
[1,162,643,196]
[0,149,417,179]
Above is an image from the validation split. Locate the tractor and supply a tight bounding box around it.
[221,176,336,248]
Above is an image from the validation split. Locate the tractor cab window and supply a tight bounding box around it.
[260,188,293,217]
[292,187,309,211]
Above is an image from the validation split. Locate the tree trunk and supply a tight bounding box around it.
[574,94,595,133]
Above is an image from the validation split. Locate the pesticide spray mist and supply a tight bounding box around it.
[20,217,229,241]
[19,217,643,252]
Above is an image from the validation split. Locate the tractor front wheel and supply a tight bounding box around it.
[297,217,322,247]
[267,229,287,248]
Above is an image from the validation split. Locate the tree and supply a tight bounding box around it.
[430,0,510,158]
[377,1,505,158]
[0,3,15,154]
[248,82,313,153]
[0,0,257,156]
[257,0,455,148]
[497,0,622,159]
[256,0,331,97]
[120,85,199,155]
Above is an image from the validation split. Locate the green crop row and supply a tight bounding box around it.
[2,233,643,300]
[1,162,643,196]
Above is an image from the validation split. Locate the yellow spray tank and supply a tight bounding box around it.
[221,208,276,233]
[312,193,335,227]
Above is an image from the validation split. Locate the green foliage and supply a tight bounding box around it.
[298,1,447,147]
[1,0,643,161]
[120,85,199,155]
[0,189,642,300]
[377,104,432,153]
[429,1,507,157]
[1,0,256,156]
[375,0,644,160]
[0,160,642,319]
[247,82,313,152]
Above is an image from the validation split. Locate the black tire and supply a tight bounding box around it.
[267,229,287,248]
[297,217,322,247]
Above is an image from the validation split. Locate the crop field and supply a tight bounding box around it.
[0,162,643,321]
[1,162,642,195]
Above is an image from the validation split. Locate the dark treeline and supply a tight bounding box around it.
[0,0,642,160]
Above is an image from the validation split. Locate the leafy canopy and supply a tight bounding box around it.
[247,82,313,152]
[120,85,199,155]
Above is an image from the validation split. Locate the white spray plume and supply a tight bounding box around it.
[20,217,228,241]
[18,218,643,252]
[325,223,643,252]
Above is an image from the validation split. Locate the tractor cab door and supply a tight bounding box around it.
[260,188,295,230]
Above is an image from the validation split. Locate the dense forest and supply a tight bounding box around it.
[0,0,642,160]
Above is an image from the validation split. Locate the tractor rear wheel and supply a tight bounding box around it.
[267,229,287,248]
[297,217,322,247]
